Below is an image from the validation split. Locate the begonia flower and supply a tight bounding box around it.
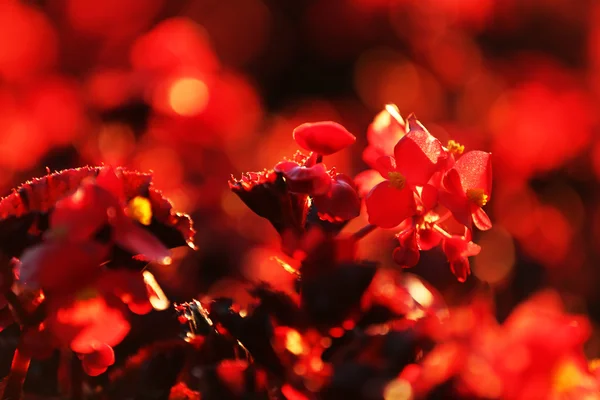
[363,104,407,168]
[440,150,492,231]
[366,116,447,228]
[441,235,481,282]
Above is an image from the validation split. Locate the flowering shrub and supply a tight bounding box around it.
[0,105,596,400]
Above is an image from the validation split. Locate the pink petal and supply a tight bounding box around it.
[279,164,332,196]
[365,182,416,229]
[113,218,171,264]
[394,123,447,185]
[293,121,356,155]
[453,151,492,195]
[472,207,492,231]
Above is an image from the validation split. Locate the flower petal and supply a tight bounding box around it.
[393,230,420,268]
[449,258,470,282]
[354,169,386,197]
[394,121,447,185]
[81,343,115,376]
[419,184,438,212]
[442,236,481,262]
[438,190,471,229]
[279,164,332,196]
[95,166,126,202]
[472,207,492,231]
[453,151,492,195]
[374,155,397,179]
[416,228,442,251]
[50,183,120,242]
[113,218,171,264]
[18,241,108,292]
[366,105,406,154]
[312,174,361,222]
[293,121,356,155]
[366,182,416,229]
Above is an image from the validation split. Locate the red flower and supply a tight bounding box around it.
[365,116,447,229]
[441,235,481,282]
[0,166,191,373]
[363,104,407,168]
[439,150,492,231]
[48,167,172,263]
[293,121,356,155]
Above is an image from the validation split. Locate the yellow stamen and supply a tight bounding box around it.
[387,172,406,190]
[128,196,153,225]
[466,188,488,207]
[447,140,465,155]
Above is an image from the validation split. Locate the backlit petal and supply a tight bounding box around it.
[293,121,356,155]
[366,182,416,229]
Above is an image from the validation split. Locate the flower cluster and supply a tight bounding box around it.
[403,291,599,399]
[360,105,492,281]
[2,107,597,400]
[0,166,193,377]
[229,121,361,238]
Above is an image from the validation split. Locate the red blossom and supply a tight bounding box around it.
[365,116,447,228]
[439,150,492,231]
[293,121,356,155]
[363,104,407,168]
[441,235,481,282]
